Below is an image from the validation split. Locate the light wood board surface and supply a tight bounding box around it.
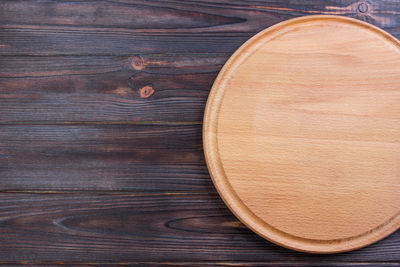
[203,15,400,254]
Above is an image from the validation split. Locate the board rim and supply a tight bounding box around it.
[202,15,400,254]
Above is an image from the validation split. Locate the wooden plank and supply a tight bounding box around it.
[0,0,399,55]
[0,55,224,123]
[0,192,400,262]
[0,54,226,77]
[0,262,398,267]
[0,124,213,191]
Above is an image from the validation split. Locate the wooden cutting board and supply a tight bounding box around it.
[203,15,400,254]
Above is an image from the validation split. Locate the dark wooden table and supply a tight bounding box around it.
[1,1,400,266]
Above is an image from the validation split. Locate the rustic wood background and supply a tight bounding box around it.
[0,0,399,266]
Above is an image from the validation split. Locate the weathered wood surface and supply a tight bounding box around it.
[1,0,400,265]
[0,124,210,191]
[0,0,399,56]
[0,55,222,123]
[0,193,400,263]
[72,264,400,267]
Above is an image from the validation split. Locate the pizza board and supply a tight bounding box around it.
[203,15,400,254]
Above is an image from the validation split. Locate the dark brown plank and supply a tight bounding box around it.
[0,124,213,191]
[0,0,244,30]
[0,0,399,55]
[0,55,224,123]
[0,192,400,262]
[0,262,398,267]
[0,54,226,77]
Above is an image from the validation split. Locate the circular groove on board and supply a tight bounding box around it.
[203,15,400,253]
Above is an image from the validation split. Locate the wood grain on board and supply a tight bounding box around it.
[0,124,211,192]
[1,0,400,264]
[0,0,399,56]
[203,15,400,253]
[0,193,400,263]
[0,55,222,123]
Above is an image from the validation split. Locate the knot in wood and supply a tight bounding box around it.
[139,86,154,98]
[131,55,147,70]
[358,2,369,13]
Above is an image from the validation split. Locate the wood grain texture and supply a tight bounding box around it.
[0,0,400,264]
[0,55,223,123]
[0,193,400,263]
[0,124,211,192]
[0,263,398,267]
[203,15,400,253]
[0,0,399,55]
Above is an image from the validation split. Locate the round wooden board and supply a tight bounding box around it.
[203,15,400,254]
